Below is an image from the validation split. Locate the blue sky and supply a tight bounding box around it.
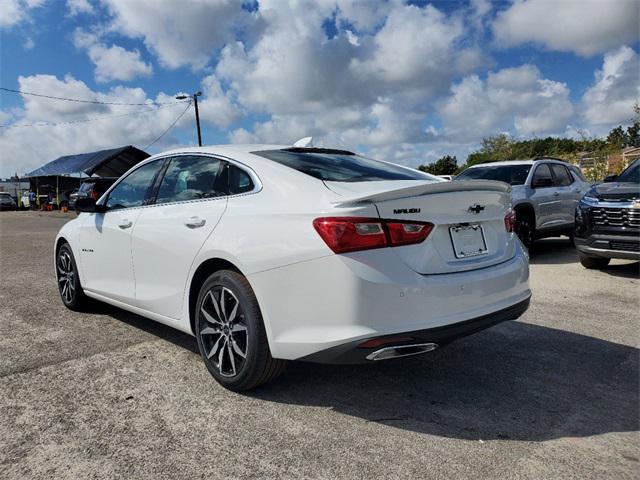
[0,0,638,178]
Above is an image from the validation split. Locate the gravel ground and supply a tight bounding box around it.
[0,211,638,480]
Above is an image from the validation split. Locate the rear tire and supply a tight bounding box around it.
[579,253,610,269]
[195,270,286,391]
[56,243,89,311]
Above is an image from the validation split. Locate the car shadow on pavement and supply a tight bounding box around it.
[249,321,639,442]
[90,302,199,354]
[529,238,640,278]
[529,238,578,265]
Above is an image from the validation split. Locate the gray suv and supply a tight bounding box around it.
[455,159,591,248]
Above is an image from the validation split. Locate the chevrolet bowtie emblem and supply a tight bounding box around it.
[468,204,485,214]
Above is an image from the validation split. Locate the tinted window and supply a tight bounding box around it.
[228,164,254,194]
[617,161,639,183]
[568,165,587,182]
[105,161,163,210]
[532,164,553,187]
[156,156,224,204]
[455,164,531,185]
[551,164,573,186]
[253,148,432,182]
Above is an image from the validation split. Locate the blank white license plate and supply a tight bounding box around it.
[449,224,488,258]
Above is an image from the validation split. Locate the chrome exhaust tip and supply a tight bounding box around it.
[365,342,439,361]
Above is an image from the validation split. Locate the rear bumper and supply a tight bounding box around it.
[249,242,530,361]
[300,296,530,364]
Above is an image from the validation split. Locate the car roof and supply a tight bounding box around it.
[466,158,571,168]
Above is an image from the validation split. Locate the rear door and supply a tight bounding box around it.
[130,155,230,319]
[550,163,577,226]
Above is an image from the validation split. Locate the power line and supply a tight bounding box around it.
[0,103,184,128]
[0,87,189,106]
[145,100,193,149]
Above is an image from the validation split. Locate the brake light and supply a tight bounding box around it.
[504,210,516,232]
[90,189,98,200]
[313,217,433,254]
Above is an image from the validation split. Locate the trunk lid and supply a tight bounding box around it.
[325,180,516,274]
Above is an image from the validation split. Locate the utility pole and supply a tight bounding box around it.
[176,91,203,146]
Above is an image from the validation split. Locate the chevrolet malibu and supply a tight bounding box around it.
[54,145,531,390]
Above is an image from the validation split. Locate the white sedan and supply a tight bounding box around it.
[54,144,531,390]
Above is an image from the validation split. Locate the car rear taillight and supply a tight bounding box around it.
[504,210,516,233]
[90,189,98,200]
[313,217,433,254]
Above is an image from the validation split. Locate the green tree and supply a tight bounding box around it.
[419,155,458,175]
[606,126,628,149]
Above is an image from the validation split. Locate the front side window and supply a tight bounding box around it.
[155,156,225,204]
[105,160,163,210]
[455,164,532,185]
[532,164,553,187]
[550,164,573,186]
[253,148,433,182]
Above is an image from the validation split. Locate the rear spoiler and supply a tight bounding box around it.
[332,180,511,206]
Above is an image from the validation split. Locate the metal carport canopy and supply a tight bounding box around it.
[26,145,149,177]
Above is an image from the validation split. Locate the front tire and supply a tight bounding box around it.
[515,213,535,249]
[56,243,88,310]
[579,253,610,269]
[195,270,286,391]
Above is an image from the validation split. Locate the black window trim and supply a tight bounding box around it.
[100,152,262,212]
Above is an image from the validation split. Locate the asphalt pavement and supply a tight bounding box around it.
[0,211,638,479]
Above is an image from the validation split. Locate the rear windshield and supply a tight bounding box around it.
[455,164,532,185]
[252,148,432,182]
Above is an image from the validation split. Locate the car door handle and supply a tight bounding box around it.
[118,220,133,229]
[553,192,560,197]
[185,216,206,229]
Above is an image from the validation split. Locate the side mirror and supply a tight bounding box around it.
[603,174,618,183]
[75,197,107,213]
[531,177,553,188]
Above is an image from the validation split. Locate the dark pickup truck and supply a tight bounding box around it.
[574,159,640,269]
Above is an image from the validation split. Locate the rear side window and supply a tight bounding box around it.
[228,165,254,194]
[78,182,95,194]
[105,161,164,210]
[550,164,573,186]
[253,148,431,182]
[155,156,225,204]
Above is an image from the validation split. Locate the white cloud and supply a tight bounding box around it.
[73,29,153,82]
[438,65,574,140]
[197,75,241,129]
[23,36,35,50]
[219,2,487,154]
[66,0,93,15]
[582,46,640,126]
[0,0,45,28]
[0,75,192,176]
[99,0,253,69]
[493,0,640,56]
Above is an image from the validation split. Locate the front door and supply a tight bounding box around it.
[131,155,229,319]
[79,160,164,303]
[530,163,561,229]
